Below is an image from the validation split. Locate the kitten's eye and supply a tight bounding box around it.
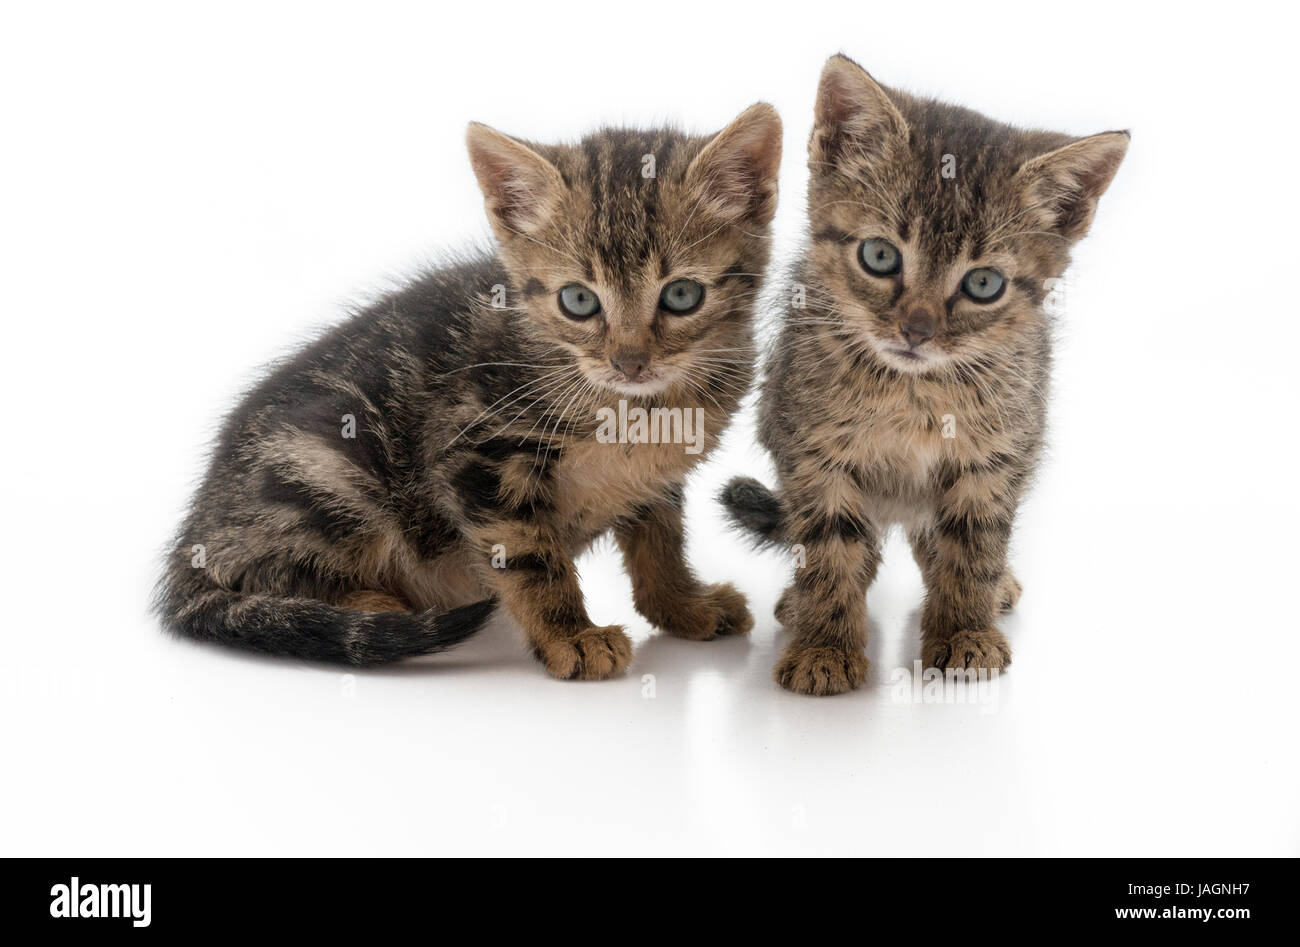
[960,268,1005,303]
[558,283,601,319]
[659,279,704,315]
[859,238,901,276]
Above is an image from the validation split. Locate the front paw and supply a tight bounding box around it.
[922,628,1011,671]
[774,644,868,696]
[534,625,632,680]
[657,582,754,641]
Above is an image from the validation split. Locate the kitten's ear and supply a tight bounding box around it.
[684,103,783,226]
[1014,131,1130,242]
[810,54,907,168]
[466,122,566,237]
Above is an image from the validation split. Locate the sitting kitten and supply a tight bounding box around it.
[157,104,782,679]
[722,55,1127,695]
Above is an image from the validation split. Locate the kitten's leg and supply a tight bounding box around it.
[908,526,937,575]
[774,585,795,625]
[917,476,1018,670]
[466,519,631,681]
[614,493,753,641]
[910,527,1020,615]
[774,476,880,696]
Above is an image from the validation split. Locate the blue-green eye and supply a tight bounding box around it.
[859,238,901,276]
[660,279,704,314]
[961,268,1005,302]
[558,283,601,319]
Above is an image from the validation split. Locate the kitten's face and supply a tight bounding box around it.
[468,107,782,397]
[806,56,1127,375]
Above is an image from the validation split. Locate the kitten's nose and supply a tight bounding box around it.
[610,349,650,382]
[900,309,936,347]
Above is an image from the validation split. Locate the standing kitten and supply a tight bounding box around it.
[157,104,782,679]
[722,55,1127,695]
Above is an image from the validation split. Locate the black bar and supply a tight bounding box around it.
[4,857,1289,935]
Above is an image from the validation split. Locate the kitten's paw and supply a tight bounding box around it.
[774,644,868,696]
[996,572,1023,613]
[923,628,1011,671]
[659,582,754,640]
[535,625,632,681]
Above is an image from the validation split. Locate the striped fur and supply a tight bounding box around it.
[158,106,782,676]
[723,55,1127,694]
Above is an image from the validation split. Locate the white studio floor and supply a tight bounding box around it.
[3,2,1298,857]
[5,393,1297,857]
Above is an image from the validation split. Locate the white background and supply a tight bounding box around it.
[2,1,1297,856]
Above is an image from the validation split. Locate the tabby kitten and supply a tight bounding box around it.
[723,55,1127,695]
[157,104,782,679]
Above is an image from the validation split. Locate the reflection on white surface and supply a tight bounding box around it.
[4,468,1298,855]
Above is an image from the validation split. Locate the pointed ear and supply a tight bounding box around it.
[809,54,907,168]
[684,102,783,226]
[466,122,566,237]
[1014,131,1130,242]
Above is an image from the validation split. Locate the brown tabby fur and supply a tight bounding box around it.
[724,55,1127,695]
[157,105,782,677]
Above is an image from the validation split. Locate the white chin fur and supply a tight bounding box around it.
[878,346,942,374]
[587,370,677,398]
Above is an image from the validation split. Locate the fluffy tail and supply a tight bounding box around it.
[157,583,496,667]
[718,476,786,548]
